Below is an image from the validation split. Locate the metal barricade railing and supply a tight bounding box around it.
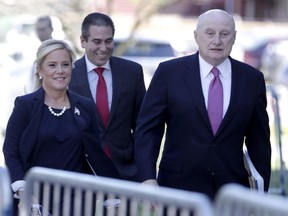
[21,167,214,216]
[266,85,287,196]
[214,183,288,216]
[0,166,12,216]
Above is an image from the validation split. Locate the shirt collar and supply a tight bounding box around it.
[199,55,231,79]
[84,54,111,73]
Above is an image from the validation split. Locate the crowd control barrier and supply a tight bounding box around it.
[266,85,287,196]
[214,183,288,216]
[21,167,214,216]
[0,166,12,216]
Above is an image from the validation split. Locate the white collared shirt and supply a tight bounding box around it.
[199,55,231,118]
[85,55,113,110]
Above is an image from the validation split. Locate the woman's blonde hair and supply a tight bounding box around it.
[33,39,76,90]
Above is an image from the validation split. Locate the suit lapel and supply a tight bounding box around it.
[182,54,248,136]
[217,58,247,135]
[68,91,90,132]
[74,57,94,100]
[107,57,122,127]
[183,54,212,130]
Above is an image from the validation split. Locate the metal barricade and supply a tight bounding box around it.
[266,85,287,196]
[21,167,214,216]
[0,166,12,216]
[214,183,288,216]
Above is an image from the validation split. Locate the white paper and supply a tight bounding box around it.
[243,146,264,194]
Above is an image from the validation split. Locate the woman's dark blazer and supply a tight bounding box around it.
[3,88,122,183]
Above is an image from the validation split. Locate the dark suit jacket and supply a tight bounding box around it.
[3,88,122,183]
[135,52,271,199]
[69,56,146,181]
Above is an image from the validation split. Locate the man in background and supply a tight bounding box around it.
[35,15,53,42]
[69,12,146,181]
[24,16,54,93]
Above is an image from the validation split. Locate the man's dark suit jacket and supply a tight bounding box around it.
[3,88,122,184]
[135,52,271,199]
[69,56,146,181]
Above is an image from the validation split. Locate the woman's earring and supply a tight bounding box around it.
[39,76,42,80]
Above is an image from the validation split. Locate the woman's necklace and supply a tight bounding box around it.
[48,106,67,117]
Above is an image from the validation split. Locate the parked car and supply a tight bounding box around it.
[260,40,288,83]
[243,34,288,70]
[243,37,272,70]
[113,37,176,87]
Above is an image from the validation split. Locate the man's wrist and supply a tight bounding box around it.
[11,180,25,192]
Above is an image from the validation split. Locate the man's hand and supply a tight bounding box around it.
[18,189,42,215]
[140,179,158,211]
[141,179,158,187]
